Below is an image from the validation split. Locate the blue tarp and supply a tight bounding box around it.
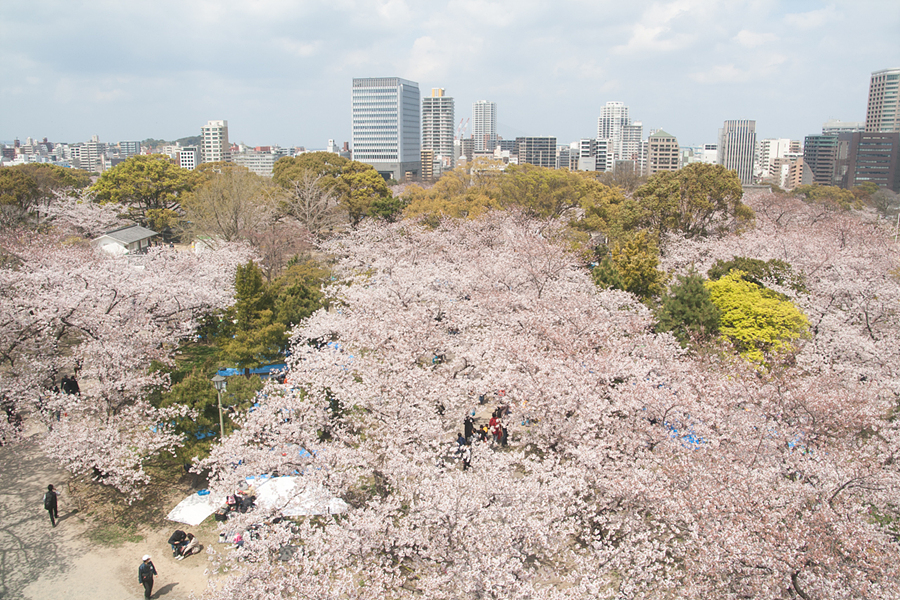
[217,363,287,378]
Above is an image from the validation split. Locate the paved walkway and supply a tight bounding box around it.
[0,434,211,600]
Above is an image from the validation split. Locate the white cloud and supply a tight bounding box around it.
[689,64,749,84]
[612,0,702,55]
[784,5,839,30]
[275,38,323,58]
[734,30,778,48]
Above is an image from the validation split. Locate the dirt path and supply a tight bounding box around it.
[0,433,213,600]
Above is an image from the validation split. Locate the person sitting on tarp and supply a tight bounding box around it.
[177,533,200,560]
[235,490,256,513]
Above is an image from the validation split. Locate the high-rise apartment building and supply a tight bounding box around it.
[597,101,629,149]
[647,130,680,175]
[621,121,645,173]
[472,100,497,153]
[352,77,421,181]
[718,120,757,185]
[72,135,105,172]
[865,68,900,133]
[422,88,455,171]
[755,139,800,180]
[597,101,645,172]
[201,120,230,163]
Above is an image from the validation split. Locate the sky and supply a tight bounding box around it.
[2,1,899,149]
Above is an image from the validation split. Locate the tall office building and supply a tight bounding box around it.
[822,120,865,135]
[845,132,900,192]
[647,130,680,175]
[422,88,455,171]
[201,120,230,163]
[352,77,421,180]
[865,68,900,133]
[515,137,557,168]
[718,120,757,185]
[472,100,497,153]
[119,141,140,158]
[803,134,848,187]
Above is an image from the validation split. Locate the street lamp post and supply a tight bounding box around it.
[211,374,227,437]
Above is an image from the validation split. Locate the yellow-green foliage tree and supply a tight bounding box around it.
[634,163,753,238]
[592,230,665,302]
[496,164,590,218]
[273,152,391,226]
[574,180,646,243]
[704,271,809,364]
[402,167,499,226]
[91,154,191,230]
[791,184,862,210]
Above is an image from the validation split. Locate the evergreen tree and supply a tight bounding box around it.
[656,269,721,346]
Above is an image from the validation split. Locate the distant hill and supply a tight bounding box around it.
[140,136,202,149]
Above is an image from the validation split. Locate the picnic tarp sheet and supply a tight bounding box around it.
[166,476,347,525]
[166,490,227,526]
[255,476,348,516]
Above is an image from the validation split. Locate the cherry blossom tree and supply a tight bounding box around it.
[0,224,251,498]
[197,209,900,599]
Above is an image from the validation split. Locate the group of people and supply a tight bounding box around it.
[461,407,510,445]
[226,490,256,513]
[167,529,200,560]
[59,374,80,395]
[456,406,512,470]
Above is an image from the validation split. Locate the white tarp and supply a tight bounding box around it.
[166,490,227,526]
[255,476,348,516]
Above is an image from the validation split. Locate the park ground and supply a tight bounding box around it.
[0,425,216,600]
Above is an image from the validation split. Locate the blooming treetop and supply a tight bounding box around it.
[200,210,900,599]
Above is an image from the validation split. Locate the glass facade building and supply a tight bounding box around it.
[352,77,420,180]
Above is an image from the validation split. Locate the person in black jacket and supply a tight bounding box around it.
[167,530,187,557]
[138,555,157,599]
[43,484,58,527]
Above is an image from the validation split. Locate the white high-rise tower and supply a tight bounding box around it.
[422,88,455,170]
[472,100,497,153]
[201,120,230,163]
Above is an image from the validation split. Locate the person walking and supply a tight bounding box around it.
[138,555,157,599]
[43,484,58,527]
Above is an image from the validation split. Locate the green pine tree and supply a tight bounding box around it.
[656,269,721,347]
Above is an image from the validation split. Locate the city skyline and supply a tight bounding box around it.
[2,1,899,148]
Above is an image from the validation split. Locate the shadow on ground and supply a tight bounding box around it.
[0,436,73,599]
